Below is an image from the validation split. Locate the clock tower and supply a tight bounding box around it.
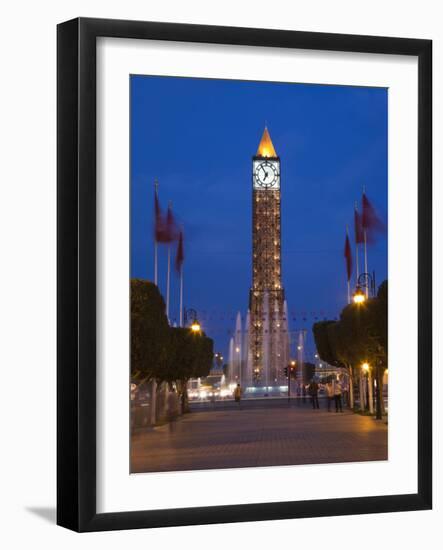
[249,127,287,386]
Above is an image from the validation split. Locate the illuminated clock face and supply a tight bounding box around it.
[254,161,279,189]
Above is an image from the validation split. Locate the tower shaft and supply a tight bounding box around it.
[249,189,285,384]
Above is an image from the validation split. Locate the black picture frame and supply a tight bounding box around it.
[57,17,432,532]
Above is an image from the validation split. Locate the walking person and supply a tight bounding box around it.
[167,387,179,433]
[234,383,242,409]
[326,380,334,412]
[333,379,343,412]
[302,383,307,403]
[308,379,320,409]
[342,378,349,407]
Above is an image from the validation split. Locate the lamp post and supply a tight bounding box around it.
[184,308,201,333]
[288,360,296,402]
[353,272,376,304]
[374,361,384,420]
[361,362,374,414]
[358,271,376,297]
[214,352,224,369]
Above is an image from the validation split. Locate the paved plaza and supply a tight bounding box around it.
[130,399,388,473]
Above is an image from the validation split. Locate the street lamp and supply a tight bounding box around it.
[357,272,376,298]
[184,308,201,333]
[361,362,370,372]
[353,286,366,304]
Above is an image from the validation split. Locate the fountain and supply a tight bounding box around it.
[282,300,290,383]
[262,291,271,391]
[228,337,235,385]
[296,330,305,384]
[227,298,292,398]
[234,312,242,384]
[243,310,252,388]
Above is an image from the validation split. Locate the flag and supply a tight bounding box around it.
[175,230,184,273]
[165,203,179,243]
[354,205,364,244]
[154,187,167,242]
[362,192,385,243]
[344,231,352,282]
[154,190,179,243]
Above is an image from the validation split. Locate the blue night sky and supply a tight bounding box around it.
[130,75,388,361]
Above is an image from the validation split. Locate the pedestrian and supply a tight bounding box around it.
[342,379,349,407]
[326,380,334,412]
[167,387,179,433]
[333,379,343,412]
[234,383,242,408]
[308,379,320,409]
[302,383,307,403]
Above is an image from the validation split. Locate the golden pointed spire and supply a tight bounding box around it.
[256,126,278,158]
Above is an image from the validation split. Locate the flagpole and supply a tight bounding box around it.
[346,226,351,304]
[166,200,174,322]
[355,202,360,281]
[363,188,369,298]
[154,242,158,285]
[152,179,159,424]
[166,243,171,321]
[179,265,184,327]
[363,230,368,297]
[346,225,351,304]
[164,236,171,416]
[164,240,171,416]
[154,179,159,286]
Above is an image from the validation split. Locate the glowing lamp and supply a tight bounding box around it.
[353,287,366,304]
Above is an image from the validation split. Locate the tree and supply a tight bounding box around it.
[312,321,343,368]
[337,303,374,412]
[327,320,357,409]
[364,281,388,419]
[168,327,214,412]
[131,279,170,382]
[313,320,355,407]
[312,280,388,415]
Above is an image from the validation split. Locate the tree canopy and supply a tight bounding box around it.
[164,327,213,383]
[131,279,214,384]
[312,320,342,367]
[313,280,388,370]
[131,279,170,381]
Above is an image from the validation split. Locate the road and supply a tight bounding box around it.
[130,398,388,473]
